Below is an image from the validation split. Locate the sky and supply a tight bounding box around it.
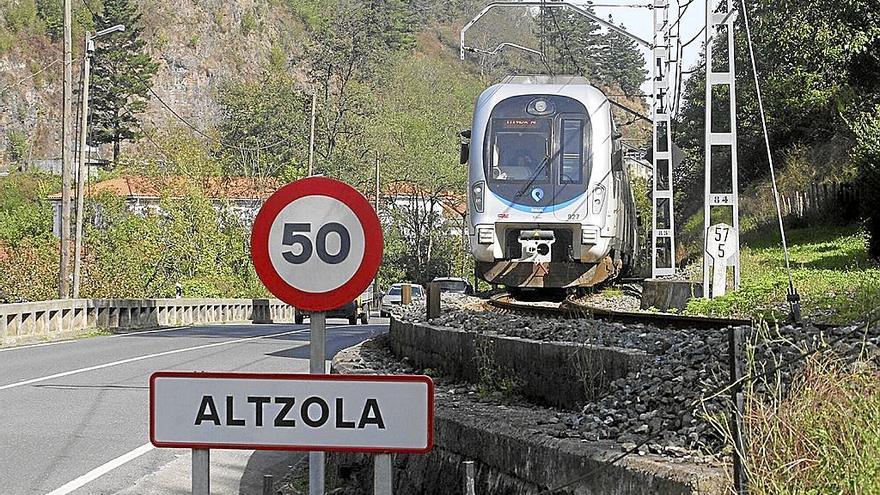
[587,0,707,94]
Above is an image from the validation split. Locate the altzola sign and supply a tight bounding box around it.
[150,372,434,454]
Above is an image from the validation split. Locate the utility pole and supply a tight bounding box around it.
[72,33,92,299]
[72,25,124,298]
[651,0,677,279]
[373,152,380,304]
[702,0,741,297]
[60,0,72,299]
[308,93,316,176]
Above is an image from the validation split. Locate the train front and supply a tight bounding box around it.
[465,76,626,289]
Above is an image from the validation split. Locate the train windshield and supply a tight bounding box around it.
[489,118,551,182]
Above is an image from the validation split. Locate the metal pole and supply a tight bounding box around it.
[72,33,93,298]
[728,327,748,494]
[263,474,274,495]
[59,0,73,299]
[462,460,475,495]
[373,152,380,307]
[374,454,392,495]
[308,93,317,176]
[309,311,326,495]
[192,448,210,495]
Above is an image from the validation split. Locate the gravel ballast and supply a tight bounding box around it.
[392,295,880,456]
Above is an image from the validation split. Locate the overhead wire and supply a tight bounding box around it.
[148,87,289,152]
[738,0,801,319]
[0,58,64,95]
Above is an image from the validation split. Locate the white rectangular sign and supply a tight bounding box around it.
[150,372,434,454]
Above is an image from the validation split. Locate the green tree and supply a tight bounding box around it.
[303,0,414,175]
[536,6,603,78]
[89,0,158,162]
[216,72,309,180]
[598,17,647,94]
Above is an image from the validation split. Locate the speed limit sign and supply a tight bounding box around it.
[251,177,383,311]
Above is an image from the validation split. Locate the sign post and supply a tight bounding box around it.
[192,449,209,495]
[309,311,326,495]
[249,177,386,494]
[705,223,739,298]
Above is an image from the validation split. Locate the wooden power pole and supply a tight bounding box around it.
[59,0,73,299]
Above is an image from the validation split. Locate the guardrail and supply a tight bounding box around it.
[0,298,294,346]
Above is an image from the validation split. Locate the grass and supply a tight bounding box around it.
[685,224,880,324]
[743,356,880,494]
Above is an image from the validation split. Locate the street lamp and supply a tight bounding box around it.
[72,24,125,298]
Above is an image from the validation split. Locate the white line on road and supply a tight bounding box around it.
[0,326,193,353]
[44,443,155,495]
[0,328,309,391]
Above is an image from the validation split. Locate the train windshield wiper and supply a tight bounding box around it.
[515,154,550,198]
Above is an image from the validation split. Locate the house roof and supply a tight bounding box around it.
[48,175,282,201]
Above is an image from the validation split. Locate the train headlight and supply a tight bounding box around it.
[477,225,494,244]
[472,181,485,213]
[527,98,555,116]
[592,185,606,214]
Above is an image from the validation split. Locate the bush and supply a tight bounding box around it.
[851,106,880,260]
[744,356,880,493]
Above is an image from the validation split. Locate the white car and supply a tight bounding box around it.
[380,283,425,317]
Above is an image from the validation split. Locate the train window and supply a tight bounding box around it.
[489,118,551,182]
[560,119,583,184]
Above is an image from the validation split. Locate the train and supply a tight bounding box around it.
[461,75,640,289]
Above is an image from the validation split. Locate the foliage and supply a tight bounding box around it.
[36,0,62,39]
[685,225,880,324]
[0,171,55,247]
[850,106,880,258]
[672,0,880,259]
[364,52,483,284]
[6,129,29,164]
[3,0,38,33]
[81,189,267,299]
[744,356,880,493]
[535,9,646,92]
[0,236,59,301]
[302,0,415,175]
[88,0,159,161]
[216,72,309,180]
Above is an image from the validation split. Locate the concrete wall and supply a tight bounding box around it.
[329,343,727,495]
[0,298,293,346]
[389,319,647,409]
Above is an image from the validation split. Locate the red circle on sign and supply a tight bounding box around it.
[251,177,383,312]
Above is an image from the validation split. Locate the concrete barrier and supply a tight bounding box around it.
[389,318,647,409]
[0,298,295,346]
[330,342,726,495]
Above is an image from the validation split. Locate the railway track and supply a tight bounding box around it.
[486,293,834,330]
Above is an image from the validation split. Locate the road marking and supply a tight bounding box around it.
[0,326,190,353]
[44,443,155,495]
[0,328,309,392]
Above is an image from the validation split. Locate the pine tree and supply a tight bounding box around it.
[535,7,608,82]
[599,17,647,94]
[89,0,158,162]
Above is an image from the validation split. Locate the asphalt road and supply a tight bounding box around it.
[0,318,388,495]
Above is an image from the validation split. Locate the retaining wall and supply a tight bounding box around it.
[329,342,726,495]
[389,318,647,408]
[0,298,293,345]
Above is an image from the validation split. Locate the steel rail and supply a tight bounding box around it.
[487,293,837,330]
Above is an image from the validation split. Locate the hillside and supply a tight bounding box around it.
[0,0,650,169]
[0,0,315,164]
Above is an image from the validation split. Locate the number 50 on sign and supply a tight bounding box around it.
[251,177,383,312]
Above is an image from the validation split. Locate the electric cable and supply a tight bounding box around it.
[738,0,801,320]
[148,87,289,152]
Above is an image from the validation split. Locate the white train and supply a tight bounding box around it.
[461,75,640,289]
